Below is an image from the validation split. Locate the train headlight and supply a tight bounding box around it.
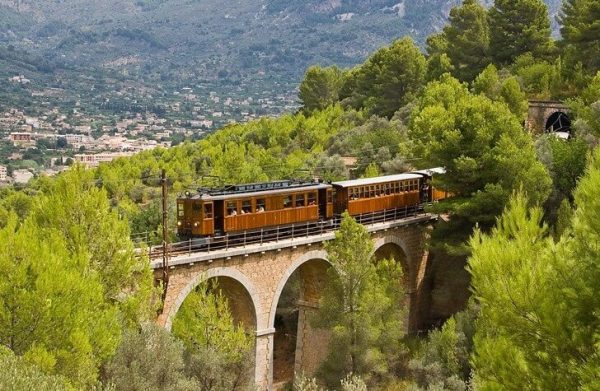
[193,222,199,227]
[177,221,182,227]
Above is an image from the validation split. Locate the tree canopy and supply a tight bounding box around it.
[489,0,552,65]
[443,0,490,82]
[409,74,551,250]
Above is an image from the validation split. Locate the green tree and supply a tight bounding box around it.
[361,163,380,178]
[103,324,198,391]
[299,66,344,113]
[425,32,454,82]
[410,74,551,251]
[554,197,573,239]
[313,213,405,388]
[341,38,426,118]
[559,0,600,72]
[488,0,552,65]
[468,162,600,389]
[0,348,68,391]
[443,0,491,82]
[172,281,254,391]
[499,76,528,119]
[571,71,600,145]
[31,166,155,324]
[0,217,120,388]
[472,64,500,99]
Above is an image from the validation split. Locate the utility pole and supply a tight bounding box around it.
[161,169,169,296]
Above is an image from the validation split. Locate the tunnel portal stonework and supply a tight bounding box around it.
[155,216,435,390]
[527,100,570,134]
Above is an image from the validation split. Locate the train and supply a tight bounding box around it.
[176,168,448,239]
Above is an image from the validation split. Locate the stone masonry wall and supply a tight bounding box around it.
[155,221,433,390]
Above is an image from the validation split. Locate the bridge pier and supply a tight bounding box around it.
[154,215,437,390]
[256,328,276,390]
[294,300,331,377]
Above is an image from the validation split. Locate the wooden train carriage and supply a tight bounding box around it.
[177,181,333,237]
[332,173,423,216]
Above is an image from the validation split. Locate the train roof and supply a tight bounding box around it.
[409,167,446,176]
[332,173,423,188]
[182,182,331,201]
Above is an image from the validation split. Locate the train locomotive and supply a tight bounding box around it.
[176,168,447,239]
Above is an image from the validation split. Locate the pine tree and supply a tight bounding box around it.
[443,0,491,82]
[488,0,552,65]
[312,213,405,388]
[172,281,254,391]
[299,66,344,113]
[0,217,120,388]
[31,166,155,325]
[559,0,600,71]
[468,150,600,388]
[409,74,551,250]
[343,38,426,118]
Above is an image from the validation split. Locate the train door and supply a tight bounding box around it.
[202,202,215,236]
[214,200,224,234]
[318,188,328,219]
[191,201,203,235]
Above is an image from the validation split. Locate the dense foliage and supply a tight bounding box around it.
[0,0,598,388]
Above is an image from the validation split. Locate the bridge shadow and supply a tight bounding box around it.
[272,257,332,387]
[374,240,411,332]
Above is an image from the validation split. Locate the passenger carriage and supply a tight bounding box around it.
[177,180,333,237]
[331,173,423,216]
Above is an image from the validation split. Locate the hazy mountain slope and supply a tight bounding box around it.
[0,0,561,83]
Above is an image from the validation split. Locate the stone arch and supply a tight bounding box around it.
[268,250,329,328]
[269,250,332,383]
[373,235,414,333]
[164,267,262,332]
[373,235,411,278]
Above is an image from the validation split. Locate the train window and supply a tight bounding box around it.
[204,204,213,218]
[385,183,391,195]
[193,202,201,212]
[376,185,381,196]
[412,180,418,190]
[370,186,375,198]
[350,188,357,200]
[283,195,292,208]
[308,192,317,206]
[327,190,333,203]
[227,201,237,216]
[256,199,266,213]
[177,203,184,217]
[242,200,252,214]
[296,194,305,207]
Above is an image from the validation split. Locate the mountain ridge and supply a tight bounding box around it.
[0,0,561,82]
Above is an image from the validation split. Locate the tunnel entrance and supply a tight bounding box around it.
[545,111,571,139]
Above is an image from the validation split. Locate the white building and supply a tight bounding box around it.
[12,169,34,184]
[74,152,134,167]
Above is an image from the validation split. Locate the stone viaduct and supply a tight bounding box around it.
[153,214,436,390]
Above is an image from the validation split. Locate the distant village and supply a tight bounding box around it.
[0,78,300,186]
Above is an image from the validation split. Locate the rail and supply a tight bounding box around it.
[144,204,424,260]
